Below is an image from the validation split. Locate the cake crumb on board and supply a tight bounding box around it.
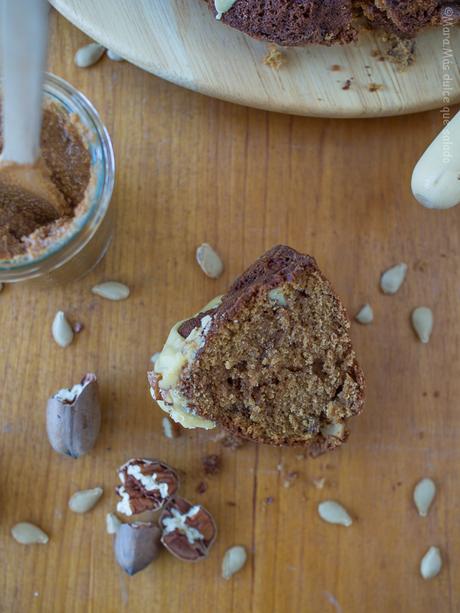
[385,36,416,71]
[263,44,285,70]
[368,82,384,92]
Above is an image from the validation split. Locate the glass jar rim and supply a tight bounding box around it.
[0,72,115,275]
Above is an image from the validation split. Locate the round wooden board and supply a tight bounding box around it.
[51,0,460,117]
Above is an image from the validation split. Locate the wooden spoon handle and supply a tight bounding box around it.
[411,111,460,210]
[1,0,49,165]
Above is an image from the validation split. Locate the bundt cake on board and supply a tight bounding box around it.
[207,1,459,46]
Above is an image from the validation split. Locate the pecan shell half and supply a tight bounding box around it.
[114,522,161,575]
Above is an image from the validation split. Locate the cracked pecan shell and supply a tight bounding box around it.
[159,496,217,562]
[116,458,179,516]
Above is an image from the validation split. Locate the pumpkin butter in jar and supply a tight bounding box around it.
[0,73,114,286]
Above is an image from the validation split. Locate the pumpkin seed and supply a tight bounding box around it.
[215,0,237,19]
[222,545,247,579]
[11,522,49,544]
[52,311,74,348]
[420,546,442,579]
[107,49,124,61]
[69,487,103,513]
[411,307,433,343]
[355,304,373,324]
[414,478,436,517]
[380,263,408,294]
[92,281,130,301]
[74,42,105,68]
[106,513,122,535]
[318,500,352,527]
[196,243,224,279]
[162,416,180,439]
[268,288,287,306]
[321,422,345,438]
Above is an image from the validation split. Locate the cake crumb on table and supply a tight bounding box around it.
[202,454,221,475]
[312,477,326,489]
[221,433,244,450]
[368,82,384,92]
[283,471,299,488]
[196,481,208,494]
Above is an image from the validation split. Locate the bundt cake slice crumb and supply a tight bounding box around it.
[149,246,365,453]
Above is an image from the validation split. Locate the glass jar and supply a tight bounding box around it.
[0,73,115,286]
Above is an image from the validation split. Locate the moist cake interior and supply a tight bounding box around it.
[180,261,363,446]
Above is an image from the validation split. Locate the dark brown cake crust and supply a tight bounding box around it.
[207,0,459,46]
[179,245,365,451]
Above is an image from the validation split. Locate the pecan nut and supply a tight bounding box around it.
[147,371,173,406]
[147,371,162,401]
[46,373,100,458]
[116,458,179,516]
[114,522,161,575]
[159,496,217,562]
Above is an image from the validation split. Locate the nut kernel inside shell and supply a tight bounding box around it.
[160,496,217,562]
[116,458,179,516]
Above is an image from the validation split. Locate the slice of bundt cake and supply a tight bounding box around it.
[209,0,358,46]
[148,246,365,454]
[207,0,459,46]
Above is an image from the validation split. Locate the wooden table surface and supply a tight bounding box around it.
[1,10,459,613]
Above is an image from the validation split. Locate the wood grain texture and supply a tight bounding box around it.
[50,0,460,118]
[1,9,460,613]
